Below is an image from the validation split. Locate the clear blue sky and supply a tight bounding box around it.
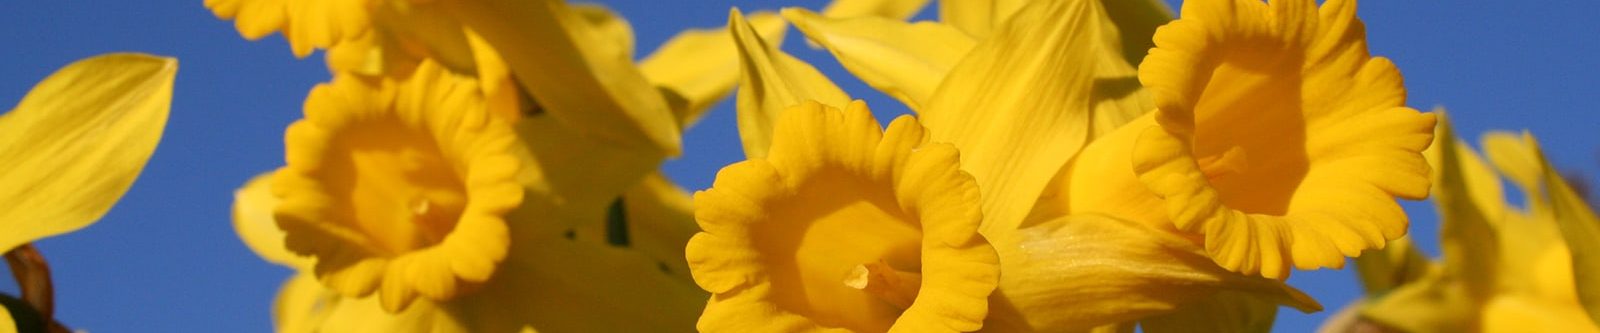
[0,0,1595,331]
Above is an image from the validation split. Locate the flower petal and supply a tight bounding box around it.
[0,53,175,254]
[984,215,1320,332]
[728,8,851,158]
[1352,236,1432,296]
[1430,117,1500,297]
[639,12,787,128]
[443,0,682,155]
[920,0,1099,234]
[233,172,314,270]
[785,8,976,112]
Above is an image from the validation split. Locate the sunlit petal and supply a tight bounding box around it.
[0,53,176,254]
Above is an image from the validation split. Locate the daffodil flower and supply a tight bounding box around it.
[688,101,999,332]
[0,53,177,332]
[1340,115,1600,333]
[235,59,716,331]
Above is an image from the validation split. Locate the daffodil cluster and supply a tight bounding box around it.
[204,0,1600,332]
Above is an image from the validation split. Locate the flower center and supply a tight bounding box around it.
[1191,55,1310,216]
[755,175,923,332]
[325,119,467,255]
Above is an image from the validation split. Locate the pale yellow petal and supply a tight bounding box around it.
[920,0,1098,234]
[984,215,1320,332]
[443,0,682,155]
[0,53,176,254]
[728,8,851,158]
[821,0,932,20]
[639,12,787,128]
[785,8,976,112]
[233,172,314,270]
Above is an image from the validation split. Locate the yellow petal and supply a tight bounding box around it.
[821,0,932,20]
[785,8,977,112]
[443,0,682,155]
[233,172,314,270]
[984,215,1320,332]
[920,0,1099,234]
[1140,291,1280,333]
[638,12,787,128]
[938,0,1028,38]
[1430,117,1500,297]
[572,3,635,61]
[728,8,851,158]
[0,53,176,254]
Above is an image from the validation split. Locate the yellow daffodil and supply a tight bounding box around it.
[1342,115,1600,333]
[1050,0,1437,280]
[688,101,999,332]
[273,60,524,312]
[237,56,719,331]
[0,53,177,332]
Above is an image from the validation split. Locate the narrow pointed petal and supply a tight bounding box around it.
[371,2,477,75]
[920,0,1098,234]
[985,215,1320,332]
[728,8,851,158]
[639,12,787,128]
[1140,291,1281,333]
[785,8,976,112]
[821,0,932,20]
[233,172,313,270]
[442,0,682,155]
[1431,116,1501,298]
[0,53,176,254]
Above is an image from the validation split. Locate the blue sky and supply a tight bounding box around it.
[0,0,1595,331]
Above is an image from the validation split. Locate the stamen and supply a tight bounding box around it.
[842,261,922,309]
